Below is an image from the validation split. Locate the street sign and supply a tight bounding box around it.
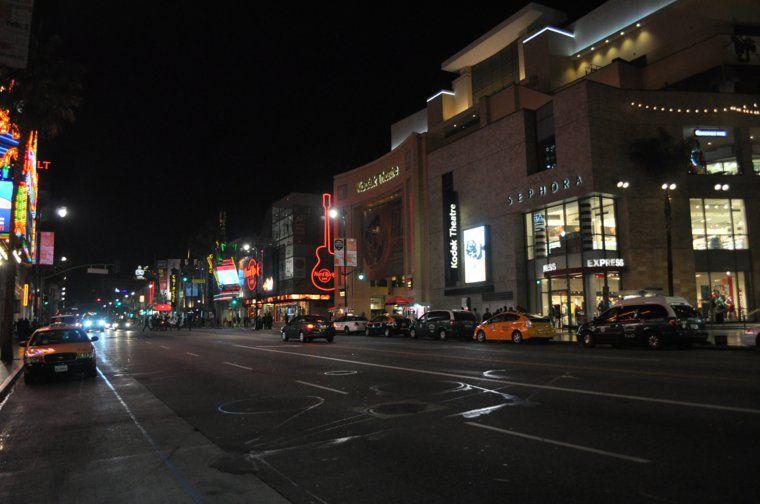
[86,267,109,275]
[345,238,357,267]
[334,238,345,266]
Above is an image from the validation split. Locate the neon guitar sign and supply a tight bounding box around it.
[310,193,335,292]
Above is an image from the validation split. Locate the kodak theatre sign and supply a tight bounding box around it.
[356,166,400,194]
[506,176,583,206]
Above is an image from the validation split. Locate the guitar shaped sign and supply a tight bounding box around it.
[310,193,336,292]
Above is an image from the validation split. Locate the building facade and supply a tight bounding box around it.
[333,130,428,318]
[424,0,760,325]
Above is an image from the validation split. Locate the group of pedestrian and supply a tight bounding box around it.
[142,312,194,331]
[250,312,274,330]
[15,318,38,341]
[480,305,519,323]
[708,290,736,323]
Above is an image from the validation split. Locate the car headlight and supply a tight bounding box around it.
[26,355,43,364]
[98,319,107,327]
[84,320,93,328]
[125,322,132,328]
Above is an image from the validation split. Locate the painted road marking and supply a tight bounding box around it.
[223,361,253,371]
[186,352,200,357]
[295,380,348,395]
[234,346,760,416]
[160,345,170,350]
[466,422,650,464]
[144,341,152,345]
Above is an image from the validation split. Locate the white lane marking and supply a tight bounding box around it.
[160,345,170,350]
[223,361,253,371]
[466,422,650,464]
[186,352,200,357]
[295,380,348,395]
[235,346,760,415]
[96,368,203,502]
[144,341,152,345]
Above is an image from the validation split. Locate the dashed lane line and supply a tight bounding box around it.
[186,352,200,357]
[223,361,253,371]
[160,345,170,350]
[466,422,650,464]
[232,345,760,416]
[295,380,348,395]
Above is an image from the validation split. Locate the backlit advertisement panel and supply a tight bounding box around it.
[463,226,487,284]
[215,258,240,286]
[0,180,11,236]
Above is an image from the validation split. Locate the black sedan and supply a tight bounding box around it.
[281,315,335,343]
[365,314,411,337]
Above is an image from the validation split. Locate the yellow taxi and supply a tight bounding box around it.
[22,326,99,383]
[474,312,555,343]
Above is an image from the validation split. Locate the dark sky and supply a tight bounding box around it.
[36,1,601,295]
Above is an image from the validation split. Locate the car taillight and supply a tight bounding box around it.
[667,317,677,328]
[450,320,455,327]
[306,323,314,329]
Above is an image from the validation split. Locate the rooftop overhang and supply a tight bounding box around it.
[441,2,566,73]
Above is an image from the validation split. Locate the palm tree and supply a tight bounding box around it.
[0,34,83,363]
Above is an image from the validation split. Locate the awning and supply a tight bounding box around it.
[385,296,413,306]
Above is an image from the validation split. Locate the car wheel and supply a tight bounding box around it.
[299,331,306,343]
[410,328,417,339]
[344,327,350,335]
[476,330,486,343]
[86,365,97,378]
[438,329,447,341]
[511,331,523,344]
[326,336,334,343]
[646,333,663,350]
[581,332,595,348]
[281,332,289,342]
[384,328,391,338]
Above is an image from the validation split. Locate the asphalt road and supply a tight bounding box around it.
[1,328,759,504]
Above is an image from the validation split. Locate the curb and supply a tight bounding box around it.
[0,360,23,401]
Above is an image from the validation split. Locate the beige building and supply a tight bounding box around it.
[420,0,760,325]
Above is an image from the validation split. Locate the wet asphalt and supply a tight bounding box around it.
[1,328,759,504]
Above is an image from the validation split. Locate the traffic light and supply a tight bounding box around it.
[182,276,189,282]
[231,299,238,307]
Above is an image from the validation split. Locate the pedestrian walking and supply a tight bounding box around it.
[482,307,491,322]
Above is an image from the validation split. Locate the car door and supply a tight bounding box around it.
[289,317,303,338]
[484,313,507,340]
[592,307,619,343]
[612,306,639,344]
[425,311,447,338]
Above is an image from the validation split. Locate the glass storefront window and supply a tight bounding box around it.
[750,128,760,175]
[684,126,739,175]
[689,198,747,250]
[526,197,617,258]
[695,271,747,321]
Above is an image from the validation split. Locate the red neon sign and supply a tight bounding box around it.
[243,257,261,291]
[310,193,335,292]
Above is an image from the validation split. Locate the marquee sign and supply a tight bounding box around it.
[506,175,583,206]
[356,165,400,194]
[443,190,460,286]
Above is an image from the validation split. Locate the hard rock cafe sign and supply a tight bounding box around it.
[243,257,261,291]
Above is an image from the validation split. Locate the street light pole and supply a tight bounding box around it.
[661,183,677,296]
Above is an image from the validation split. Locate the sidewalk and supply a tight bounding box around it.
[0,346,23,399]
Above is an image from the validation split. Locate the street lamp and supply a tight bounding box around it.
[358,272,365,281]
[714,183,729,191]
[328,208,339,219]
[616,181,630,189]
[60,256,68,262]
[661,182,677,295]
[242,243,251,252]
[56,206,68,218]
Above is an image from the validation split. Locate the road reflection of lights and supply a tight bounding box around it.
[483,369,511,379]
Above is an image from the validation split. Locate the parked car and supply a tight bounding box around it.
[365,314,411,337]
[333,315,368,335]
[410,310,478,340]
[577,296,708,349]
[21,326,98,383]
[739,326,760,350]
[474,312,554,343]
[281,315,335,343]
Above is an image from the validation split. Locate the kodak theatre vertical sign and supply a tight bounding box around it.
[443,191,459,286]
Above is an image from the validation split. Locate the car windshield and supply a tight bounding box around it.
[453,312,476,321]
[672,304,699,319]
[30,330,89,346]
[303,316,328,323]
[527,314,550,322]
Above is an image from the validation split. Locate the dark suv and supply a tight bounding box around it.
[365,314,411,337]
[578,296,707,349]
[410,310,478,341]
[281,315,335,343]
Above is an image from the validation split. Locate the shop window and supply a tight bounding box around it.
[525,213,534,260]
[589,196,617,251]
[684,126,739,175]
[535,102,556,173]
[695,271,747,320]
[750,128,760,175]
[526,199,597,258]
[689,198,747,250]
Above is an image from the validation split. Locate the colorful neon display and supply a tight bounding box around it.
[310,193,335,292]
[11,131,38,260]
[243,256,261,291]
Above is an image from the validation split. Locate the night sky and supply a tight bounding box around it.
[36,1,601,301]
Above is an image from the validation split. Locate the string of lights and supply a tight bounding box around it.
[629,101,760,116]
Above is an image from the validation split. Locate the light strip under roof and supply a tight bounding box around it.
[523,26,575,44]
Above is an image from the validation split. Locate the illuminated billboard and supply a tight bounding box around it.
[215,258,240,286]
[0,180,11,236]
[463,226,487,284]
